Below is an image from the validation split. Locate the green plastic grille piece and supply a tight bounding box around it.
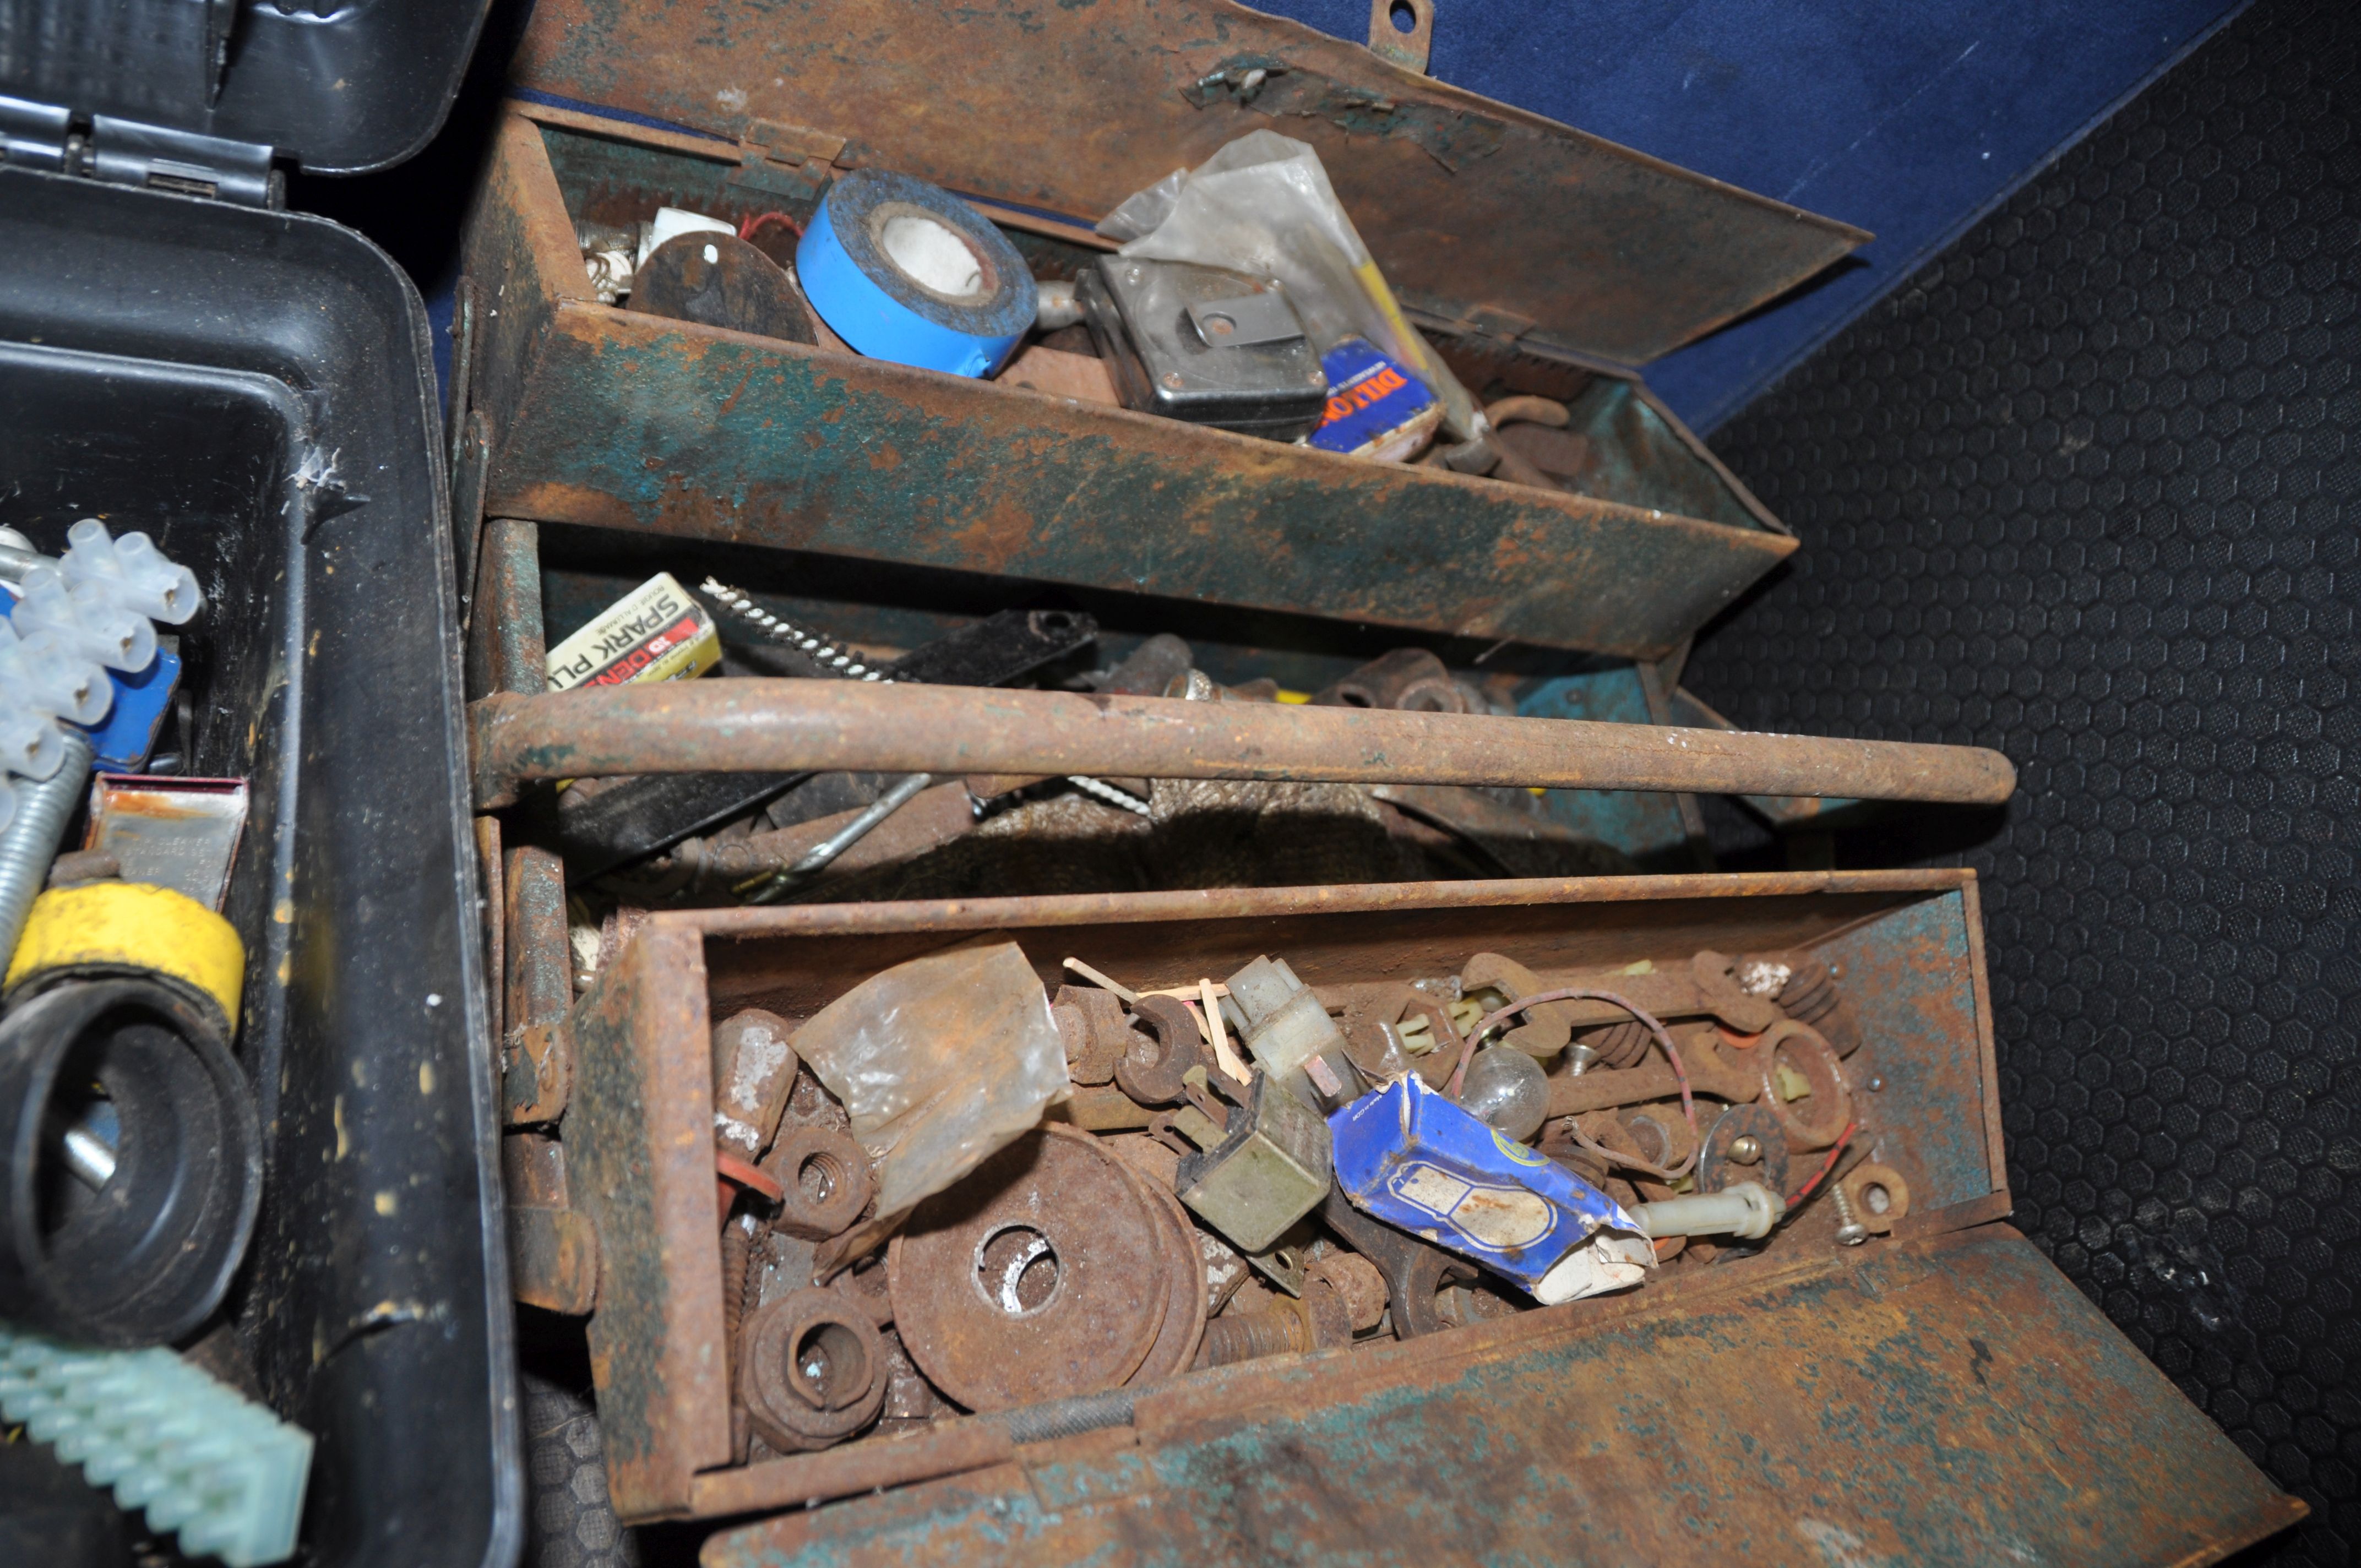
[0,1324,312,1566]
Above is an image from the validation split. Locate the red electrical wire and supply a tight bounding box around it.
[1784,1121,1859,1208]
[1460,988,1699,1178]
[740,210,803,243]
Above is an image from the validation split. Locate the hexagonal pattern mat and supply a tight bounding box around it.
[1686,1,2360,1560]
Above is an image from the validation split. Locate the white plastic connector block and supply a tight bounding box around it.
[63,518,203,626]
[0,620,113,726]
[0,698,64,781]
[0,1325,313,1567]
[13,564,155,674]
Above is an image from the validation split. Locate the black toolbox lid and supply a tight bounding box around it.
[0,0,489,175]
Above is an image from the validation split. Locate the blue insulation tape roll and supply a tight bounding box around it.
[797,171,1037,378]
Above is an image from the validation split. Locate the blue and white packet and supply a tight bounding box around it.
[1310,337,1443,462]
[1329,1074,1655,1304]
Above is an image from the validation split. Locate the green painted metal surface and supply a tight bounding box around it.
[704,1228,2301,1566]
[1519,669,1693,860]
[469,120,1799,658]
[1824,893,1994,1212]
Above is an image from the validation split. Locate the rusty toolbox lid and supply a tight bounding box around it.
[508,0,1870,368]
[700,1226,2305,1566]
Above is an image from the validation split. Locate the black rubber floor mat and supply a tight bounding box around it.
[1686,1,2360,1560]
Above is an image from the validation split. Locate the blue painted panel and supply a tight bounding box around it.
[1254,0,2246,428]
[1819,889,1993,1210]
[1517,668,1689,860]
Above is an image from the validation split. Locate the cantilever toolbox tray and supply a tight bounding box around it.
[457,0,1869,659]
[0,4,516,1564]
[516,872,2300,1561]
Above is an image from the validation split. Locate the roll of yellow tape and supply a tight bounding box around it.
[6,882,245,1033]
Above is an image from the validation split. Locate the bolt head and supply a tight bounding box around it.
[1728,1134,1762,1165]
[1161,372,1185,390]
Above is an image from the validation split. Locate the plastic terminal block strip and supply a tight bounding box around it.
[0,1325,312,1566]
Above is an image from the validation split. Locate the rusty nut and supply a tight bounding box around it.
[738,1288,889,1452]
[1052,984,1128,1086]
[763,1125,875,1241]
[1306,1252,1388,1333]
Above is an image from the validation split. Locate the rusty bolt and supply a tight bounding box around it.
[763,1125,874,1241]
[1727,1134,1762,1166]
[1161,372,1186,390]
[1195,1282,1352,1368]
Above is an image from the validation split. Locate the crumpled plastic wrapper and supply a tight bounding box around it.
[790,940,1069,1261]
[1099,129,1481,440]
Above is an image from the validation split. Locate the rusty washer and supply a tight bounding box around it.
[1108,1144,1210,1384]
[1754,1020,1854,1151]
[888,1126,1167,1412]
[1839,1162,1911,1234]
[738,1287,890,1453]
[1697,1103,1792,1200]
[1114,993,1209,1106]
[763,1125,875,1241]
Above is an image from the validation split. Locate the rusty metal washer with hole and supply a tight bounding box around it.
[888,1125,1167,1412]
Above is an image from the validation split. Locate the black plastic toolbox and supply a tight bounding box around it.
[0,4,517,1565]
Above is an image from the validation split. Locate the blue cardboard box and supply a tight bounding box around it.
[1329,1074,1654,1304]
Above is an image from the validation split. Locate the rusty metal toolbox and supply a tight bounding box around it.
[454,0,1870,658]
[515,872,2300,1561]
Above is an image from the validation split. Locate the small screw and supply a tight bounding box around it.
[1830,1182,1868,1246]
[1161,372,1185,390]
[1727,1134,1762,1165]
[1867,1075,1884,1092]
[1307,371,1326,385]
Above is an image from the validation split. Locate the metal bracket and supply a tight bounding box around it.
[1187,292,1304,348]
[1368,0,1434,74]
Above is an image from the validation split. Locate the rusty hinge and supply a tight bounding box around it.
[730,121,852,205]
[504,1015,574,1125]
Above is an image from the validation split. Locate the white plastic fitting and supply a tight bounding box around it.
[0,622,113,726]
[63,519,203,625]
[14,564,155,674]
[0,699,64,783]
[1635,1181,1782,1241]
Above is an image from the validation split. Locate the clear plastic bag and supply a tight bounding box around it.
[1100,130,1482,442]
[788,940,1069,1251]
